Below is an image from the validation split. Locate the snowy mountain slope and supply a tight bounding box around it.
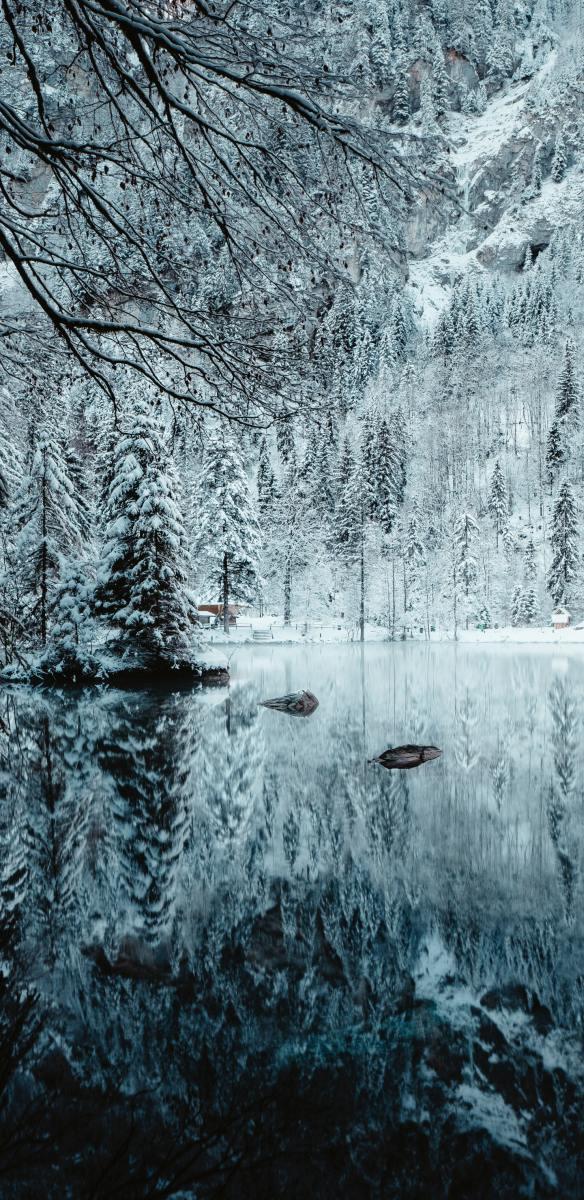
[408,48,584,325]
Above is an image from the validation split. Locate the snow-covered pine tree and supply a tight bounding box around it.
[404,498,426,617]
[554,339,578,422]
[530,144,543,196]
[551,130,567,183]
[276,416,295,465]
[13,433,83,647]
[369,0,392,83]
[453,511,479,631]
[511,585,523,627]
[546,420,564,486]
[257,437,278,521]
[335,439,362,563]
[374,419,401,536]
[36,560,97,680]
[95,401,195,660]
[419,73,438,134]
[193,423,262,628]
[547,481,578,607]
[432,49,450,119]
[392,55,410,123]
[393,407,408,503]
[488,460,508,548]
[0,412,21,523]
[521,536,539,624]
[278,452,315,623]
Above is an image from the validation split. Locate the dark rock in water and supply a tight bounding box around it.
[259,690,319,716]
[369,744,442,770]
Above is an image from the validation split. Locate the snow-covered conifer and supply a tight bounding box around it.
[432,50,450,118]
[554,339,578,422]
[257,437,278,520]
[546,421,564,486]
[193,424,262,618]
[276,416,295,465]
[374,419,401,535]
[96,402,195,656]
[13,434,82,646]
[453,511,479,629]
[488,460,508,548]
[392,56,410,123]
[420,74,438,134]
[551,130,567,183]
[547,481,578,606]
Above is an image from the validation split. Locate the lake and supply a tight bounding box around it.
[0,644,582,1197]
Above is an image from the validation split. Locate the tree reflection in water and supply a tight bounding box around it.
[0,645,582,1197]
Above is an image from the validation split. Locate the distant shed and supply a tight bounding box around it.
[551,607,570,630]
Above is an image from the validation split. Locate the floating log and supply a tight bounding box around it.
[369,744,442,770]
[259,690,319,717]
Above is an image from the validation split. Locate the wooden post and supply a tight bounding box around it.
[223,551,229,635]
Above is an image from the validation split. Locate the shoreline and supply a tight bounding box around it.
[204,622,584,648]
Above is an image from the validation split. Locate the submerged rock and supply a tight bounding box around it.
[369,744,442,770]
[259,690,319,717]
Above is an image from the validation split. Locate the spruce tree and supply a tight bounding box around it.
[335,439,361,562]
[393,407,408,503]
[530,144,543,196]
[488,460,508,548]
[257,437,277,520]
[392,55,410,123]
[95,402,195,658]
[554,339,578,422]
[432,49,450,118]
[13,434,82,646]
[546,420,564,486]
[374,419,401,535]
[453,511,478,630]
[404,499,426,615]
[547,482,578,607]
[193,425,262,622]
[521,536,539,624]
[551,130,567,183]
[420,74,438,134]
[276,416,295,464]
[278,452,314,622]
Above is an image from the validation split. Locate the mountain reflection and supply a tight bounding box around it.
[0,646,582,1197]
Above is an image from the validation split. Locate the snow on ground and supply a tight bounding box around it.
[432,626,584,645]
[448,79,532,174]
[203,616,389,646]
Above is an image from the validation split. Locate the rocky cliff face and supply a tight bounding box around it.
[405,42,584,320]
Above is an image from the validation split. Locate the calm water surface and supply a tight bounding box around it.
[0,645,582,1197]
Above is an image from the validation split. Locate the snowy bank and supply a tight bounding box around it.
[0,645,229,689]
[431,627,584,646]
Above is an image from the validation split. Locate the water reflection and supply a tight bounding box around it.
[0,646,583,1197]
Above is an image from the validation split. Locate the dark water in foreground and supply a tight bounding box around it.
[0,644,583,1198]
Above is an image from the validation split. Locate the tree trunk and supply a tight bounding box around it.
[41,450,48,647]
[284,554,291,625]
[222,551,229,635]
[359,513,365,643]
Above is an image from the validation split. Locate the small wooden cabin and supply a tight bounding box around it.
[198,603,241,626]
[551,607,570,631]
